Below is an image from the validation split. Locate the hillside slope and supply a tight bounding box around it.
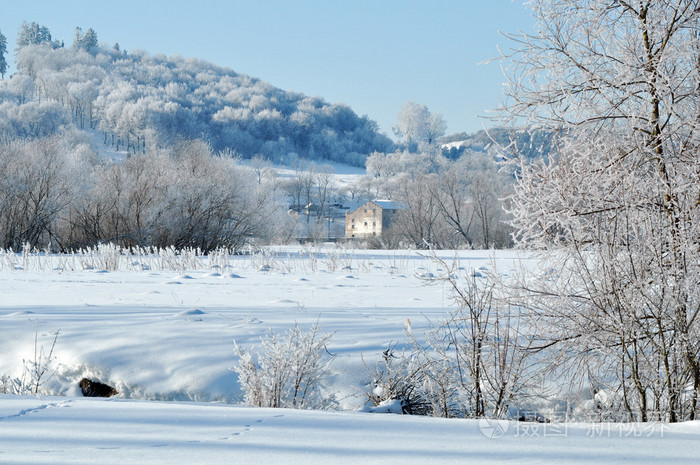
[0,43,393,166]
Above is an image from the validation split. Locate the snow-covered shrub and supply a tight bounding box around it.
[362,345,431,415]
[233,324,334,409]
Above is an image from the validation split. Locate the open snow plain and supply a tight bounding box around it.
[0,245,699,463]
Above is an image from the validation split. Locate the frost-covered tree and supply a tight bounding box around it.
[392,101,446,151]
[360,149,512,249]
[69,140,285,251]
[418,264,532,418]
[0,29,8,79]
[365,262,532,418]
[5,38,391,165]
[390,173,448,249]
[72,27,83,49]
[501,0,700,422]
[6,74,34,104]
[73,27,98,52]
[0,137,77,250]
[16,21,52,50]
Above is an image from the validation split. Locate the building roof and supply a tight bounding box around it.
[372,200,405,210]
[347,199,407,216]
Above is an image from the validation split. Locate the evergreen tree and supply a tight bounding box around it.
[82,28,98,51]
[72,26,83,49]
[0,30,7,79]
[73,27,98,52]
[16,21,52,50]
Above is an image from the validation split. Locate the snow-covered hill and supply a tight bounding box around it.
[3,42,394,166]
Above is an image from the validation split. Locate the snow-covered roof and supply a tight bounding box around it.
[372,200,405,210]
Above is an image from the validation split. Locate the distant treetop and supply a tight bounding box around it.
[16,21,53,50]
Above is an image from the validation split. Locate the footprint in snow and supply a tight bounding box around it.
[0,400,72,422]
[226,415,284,439]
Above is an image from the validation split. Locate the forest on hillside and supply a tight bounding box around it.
[0,22,393,166]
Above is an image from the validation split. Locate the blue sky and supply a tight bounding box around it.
[1,0,534,137]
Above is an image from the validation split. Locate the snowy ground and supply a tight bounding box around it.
[0,246,502,405]
[1,246,700,463]
[2,395,699,464]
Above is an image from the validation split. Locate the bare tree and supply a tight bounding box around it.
[68,140,284,251]
[0,137,75,250]
[500,0,700,422]
[390,173,450,249]
[249,153,274,185]
[364,257,533,419]
[426,160,476,247]
[421,255,532,418]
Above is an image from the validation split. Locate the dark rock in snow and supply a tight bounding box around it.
[79,378,118,398]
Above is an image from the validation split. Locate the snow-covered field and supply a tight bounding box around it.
[2,395,698,464]
[1,246,700,463]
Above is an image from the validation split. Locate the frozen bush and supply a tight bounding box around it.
[362,345,431,415]
[233,324,334,409]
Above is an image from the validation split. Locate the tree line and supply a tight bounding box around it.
[355,147,513,249]
[348,101,514,249]
[0,135,289,252]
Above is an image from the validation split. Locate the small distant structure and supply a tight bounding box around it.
[304,202,321,216]
[345,200,404,239]
[289,202,349,242]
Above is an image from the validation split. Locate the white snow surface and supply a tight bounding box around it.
[2,395,698,464]
[1,246,699,463]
